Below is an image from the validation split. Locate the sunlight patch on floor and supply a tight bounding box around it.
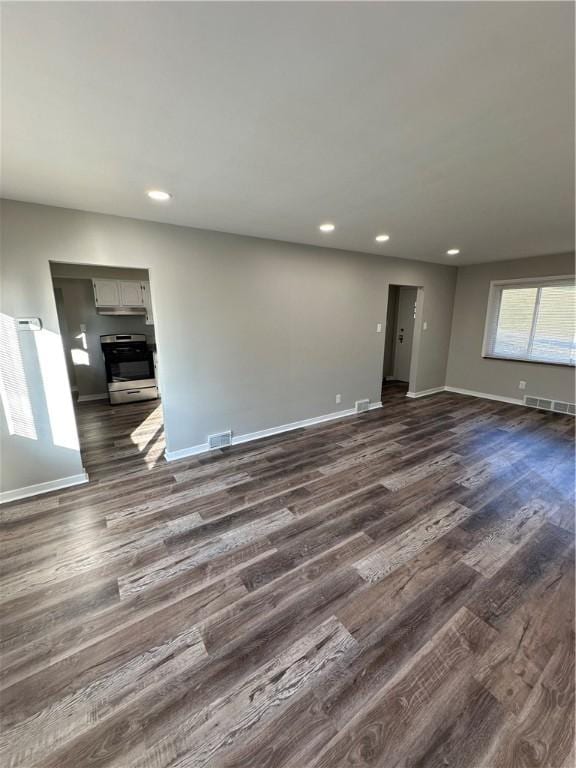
[129,404,164,451]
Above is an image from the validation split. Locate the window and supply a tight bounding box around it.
[483,277,576,366]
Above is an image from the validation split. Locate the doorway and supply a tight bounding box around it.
[382,285,419,400]
[49,261,165,480]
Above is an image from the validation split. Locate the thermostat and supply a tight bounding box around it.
[17,318,42,331]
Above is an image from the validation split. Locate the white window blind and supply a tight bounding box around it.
[484,278,576,366]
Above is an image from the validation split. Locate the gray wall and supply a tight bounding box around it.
[1,199,457,494]
[52,274,154,398]
[446,252,576,402]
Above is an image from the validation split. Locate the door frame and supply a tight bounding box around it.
[48,258,167,465]
[382,283,424,396]
[407,286,424,395]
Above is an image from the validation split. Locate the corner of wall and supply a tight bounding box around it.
[444,264,465,388]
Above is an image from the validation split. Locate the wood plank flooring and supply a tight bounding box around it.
[1,386,574,767]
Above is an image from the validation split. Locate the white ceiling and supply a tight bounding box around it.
[2,2,574,265]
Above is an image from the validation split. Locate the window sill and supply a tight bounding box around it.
[482,355,575,369]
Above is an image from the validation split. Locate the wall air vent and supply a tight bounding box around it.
[208,430,232,449]
[553,401,570,414]
[524,396,575,415]
[355,399,370,414]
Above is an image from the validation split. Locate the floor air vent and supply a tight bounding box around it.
[524,396,575,415]
[208,430,232,449]
[355,399,370,413]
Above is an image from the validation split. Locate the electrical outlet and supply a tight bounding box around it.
[519,380,527,390]
[376,323,382,333]
[335,394,342,404]
[422,321,428,331]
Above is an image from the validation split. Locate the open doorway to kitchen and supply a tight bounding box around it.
[50,261,165,480]
[381,284,420,403]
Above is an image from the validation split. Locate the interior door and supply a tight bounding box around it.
[393,287,417,382]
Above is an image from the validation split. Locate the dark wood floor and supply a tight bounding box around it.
[1,387,574,767]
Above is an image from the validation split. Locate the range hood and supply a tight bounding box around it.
[97,306,146,316]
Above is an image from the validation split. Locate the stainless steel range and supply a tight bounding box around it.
[100,334,158,405]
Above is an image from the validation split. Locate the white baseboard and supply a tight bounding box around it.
[444,386,523,406]
[165,401,383,463]
[405,385,524,406]
[165,442,211,461]
[406,386,446,399]
[0,471,89,505]
[77,393,108,402]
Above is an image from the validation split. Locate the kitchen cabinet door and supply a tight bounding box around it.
[119,281,145,306]
[141,281,154,324]
[93,279,120,307]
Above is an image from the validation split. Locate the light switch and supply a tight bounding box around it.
[422,321,428,330]
[376,323,382,333]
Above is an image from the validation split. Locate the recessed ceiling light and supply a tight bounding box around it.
[147,190,172,202]
[319,223,335,232]
[375,234,390,243]
[446,249,460,256]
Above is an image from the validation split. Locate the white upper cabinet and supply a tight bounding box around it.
[140,281,154,324]
[92,278,148,308]
[118,280,145,306]
[92,279,120,307]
